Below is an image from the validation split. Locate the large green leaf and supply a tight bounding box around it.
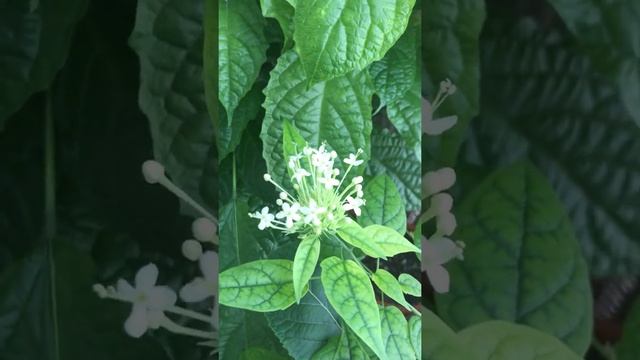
[320,257,387,360]
[311,327,369,360]
[407,315,420,359]
[468,19,640,276]
[292,235,320,302]
[366,225,420,257]
[261,50,373,186]
[219,0,268,122]
[370,17,418,106]
[129,0,216,212]
[359,175,407,235]
[266,279,341,360]
[435,163,592,355]
[260,0,295,48]
[422,307,457,360]
[337,221,388,259]
[294,0,416,84]
[386,79,421,157]
[431,321,581,360]
[220,259,300,312]
[367,129,420,211]
[371,269,414,313]
[380,306,414,360]
[547,0,640,127]
[422,0,485,167]
[0,0,87,129]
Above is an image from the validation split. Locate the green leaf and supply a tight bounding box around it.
[336,221,388,259]
[370,17,418,106]
[294,0,416,84]
[367,129,420,211]
[398,273,421,296]
[385,79,421,157]
[293,235,321,302]
[468,19,640,276]
[282,119,308,173]
[219,0,268,122]
[359,175,407,235]
[371,269,415,313]
[266,279,341,360]
[0,0,88,129]
[129,0,216,212]
[239,347,290,360]
[407,315,420,359]
[320,257,387,360]
[432,321,582,360]
[260,0,295,48]
[220,259,301,312]
[546,0,640,127]
[616,294,640,360]
[380,306,414,360]
[311,327,369,360]
[422,307,458,359]
[435,162,593,355]
[261,50,373,187]
[366,225,420,257]
[422,0,486,167]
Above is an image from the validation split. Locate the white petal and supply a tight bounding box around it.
[147,286,177,309]
[180,278,215,302]
[146,309,164,329]
[424,115,458,136]
[116,279,136,300]
[124,303,148,338]
[425,237,461,265]
[426,264,450,293]
[135,263,158,290]
[200,251,218,284]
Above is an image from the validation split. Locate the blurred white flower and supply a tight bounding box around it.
[116,263,177,338]
[180,251,218,303]
[422,237,464,293]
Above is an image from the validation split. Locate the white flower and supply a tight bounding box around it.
[422,98,458,136]
[288,153,303,169]
[263,174,272,182]
[116,263,177,338]
[192,217,217,243]
[344,153,363,166]
[319,175,340,189]
[352,176,363,185]
[276,202,302,228]
[300,200,326,225]
[422,237,463,293]
[436,211,457,236]
[181,239,203,261]
[250,207,275,230]
[180,251,218,302]
[343,196,365,216]
[141,160,165,184]
[422,167,456,197]
[293,168,311,183]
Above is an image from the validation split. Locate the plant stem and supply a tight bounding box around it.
[167,306,212,324]
[44,91,60,360]
[160,316,215,340]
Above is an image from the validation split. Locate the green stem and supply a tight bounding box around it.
[232,152,237,199]
[44,91,60,360]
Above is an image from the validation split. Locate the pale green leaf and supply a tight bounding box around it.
[422,307,457,360]
[359,175,407,235]
[261,50,373,186]
[293,235,320,302]
[320,257,387,360]
[366,225,420,257]
[398,273,420,297]
[435,163,593,355]
[371,269,415,313]
[219,0,267,121]
[311,328,369,360]
[294,0,416,84]
[380,306,414,360]
[336,221,387,259]
[386,79,421,157]
[260,0,295,48]
[407,315,420,359]
[220,259,302,312]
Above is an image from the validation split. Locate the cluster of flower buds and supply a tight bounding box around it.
[421,79,465,294]
[93,160,218,351]
[250,144,366,236]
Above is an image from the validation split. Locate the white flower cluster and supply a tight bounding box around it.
[93,160,218,350]
[420,80,465,294]
[250,144,366,236]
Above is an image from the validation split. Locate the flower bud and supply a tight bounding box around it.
[142,160,165,184]
[431,193,453,214]
[182,239,203,261]
[263,174,272,181]
[92,284,108,298]
[423,168,456,197]
[192,217,217,243]
[436,211,457,236]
